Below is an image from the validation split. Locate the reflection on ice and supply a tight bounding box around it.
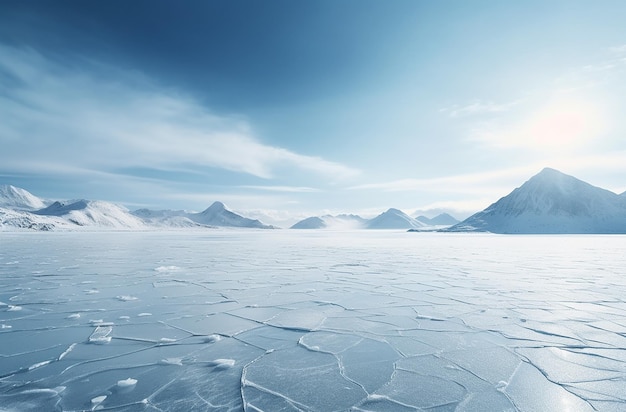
[1,231,625,411]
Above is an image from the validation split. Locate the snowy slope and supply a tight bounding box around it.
[34,200,145,229]
[367,208,427,229]
[0,185,46,210]
[132,209,203,228]
[0,207,66,231]
[188,201,274,229]
[415,213,460,226]
[291,216,327,229]
[449,168,626,234]
[291,214,366,229]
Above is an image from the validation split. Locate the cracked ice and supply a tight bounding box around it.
[0,231,625,411]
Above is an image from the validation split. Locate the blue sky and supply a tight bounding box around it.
[2,1,626,226]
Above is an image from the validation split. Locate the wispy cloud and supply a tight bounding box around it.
[238,185,321,193]
[440,99,520,118]
[348,166,538,194]
[0,45,359,182]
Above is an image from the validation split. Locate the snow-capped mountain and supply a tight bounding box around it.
[188,201,274,229]
[0,185,46,210]
[291,211,457,230]
[34,200,146,229]
[290,214,367,229]
[291,216,326,229]
[0,184,276,230]
[367,208,427,230]
[415,213,460,226]
[132,208,202,228]
[448,168,626,234]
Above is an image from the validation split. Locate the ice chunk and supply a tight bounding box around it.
[58,343,77,360]
[28,360,51,370]
[442,345,521,385]
[242,346,366,410]
[91,395,107,407]
[154,265,181,272]
[204,334,222,343]
[89,325,113,344]
[505,361,594,411]
[116,377,137,388]
[159,357,183,365]
[116,295,138,301]
[373,369,466,409]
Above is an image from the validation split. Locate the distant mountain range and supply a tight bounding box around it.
[290,209,459,230]
[3,167,624,233]
[447,168,626,234]
[0,185,274,231]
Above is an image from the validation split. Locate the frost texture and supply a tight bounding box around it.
[0,231,625,411]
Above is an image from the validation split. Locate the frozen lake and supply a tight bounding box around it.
[1,231,625,411]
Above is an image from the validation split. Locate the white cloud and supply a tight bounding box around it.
[0,45,359,181]
[410,199,494,220]
[238,185,321,193]
[348,166,538,195]
[440,99,520,118]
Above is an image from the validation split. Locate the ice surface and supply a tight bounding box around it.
[0,231,625,411]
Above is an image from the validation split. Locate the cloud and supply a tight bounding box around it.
[608,44,626,55]
[411,199,494,220]
[348,166,538,195]
[440,99,520,118]
[0,44,359,181]
[238,185,321,193]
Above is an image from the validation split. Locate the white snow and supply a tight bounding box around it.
[34,200,146,229]
[0,184,46,210]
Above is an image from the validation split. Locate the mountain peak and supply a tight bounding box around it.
[193,201,272,228]
[199,201,226,216]
[367,207,425,229]
[448,168,626,233]
[0,184,46,210]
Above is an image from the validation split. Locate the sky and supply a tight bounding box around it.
[1,0,626,226]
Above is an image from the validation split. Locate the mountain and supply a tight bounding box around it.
[291,216,326,229]
[34,200,145,229]
[448,168,626,234]
[0,208,62,231]
[415,213,460,226]
[0,185,46,210]
[132,208,203,228]
[188,201,274,229]
[367,208,427,230]
[290,214,366,229]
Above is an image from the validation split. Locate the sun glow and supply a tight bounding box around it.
[522,97,606,150]
[475,94,610,154]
